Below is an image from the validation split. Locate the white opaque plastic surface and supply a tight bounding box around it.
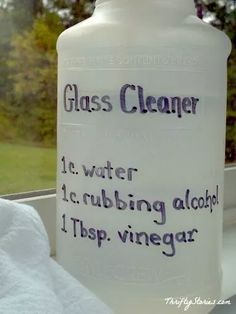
[56,1,232,313]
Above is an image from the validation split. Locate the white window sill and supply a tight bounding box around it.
[222,209,236,300]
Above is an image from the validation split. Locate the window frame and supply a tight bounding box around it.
[224,166,236,210]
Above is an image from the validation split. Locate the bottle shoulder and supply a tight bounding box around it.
[183,16,231,56]
[57,17,94,51]
[57,15,231,57]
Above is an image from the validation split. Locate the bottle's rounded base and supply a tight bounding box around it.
[96,280,221,314]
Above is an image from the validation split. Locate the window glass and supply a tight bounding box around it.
[196,0,236,165]
[0,0,235,196]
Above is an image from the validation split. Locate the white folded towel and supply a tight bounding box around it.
[0,198,113,314]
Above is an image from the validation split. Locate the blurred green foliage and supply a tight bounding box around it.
[196,0,236,163]
[0,0,235,162]
[7,13,63,145]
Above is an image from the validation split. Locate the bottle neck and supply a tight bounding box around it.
[94,0,195,22]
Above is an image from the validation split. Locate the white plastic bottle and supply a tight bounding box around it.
[56,1,231,313]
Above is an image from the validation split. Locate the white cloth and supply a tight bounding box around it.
[0,198,113,314]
